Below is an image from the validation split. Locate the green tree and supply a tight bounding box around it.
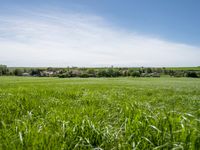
[0,65,8,76]
[14,69,23,76]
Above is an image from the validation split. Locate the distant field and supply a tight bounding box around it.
[166,67,200,71]
[0,77,200,149]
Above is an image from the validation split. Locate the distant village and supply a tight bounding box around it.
[1,65,200,78]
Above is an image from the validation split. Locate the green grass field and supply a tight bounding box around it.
[0,77,200,149]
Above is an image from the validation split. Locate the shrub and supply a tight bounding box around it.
[131,71,140,77]
[186,72,199,78]
[58,72,71,78]
[173,71,184,77]
[150,72,160,77]
[80,73,89,78]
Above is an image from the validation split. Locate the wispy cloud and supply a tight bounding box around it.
[0,10,199,67]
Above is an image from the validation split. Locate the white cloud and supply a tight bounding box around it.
[0,11,199,67]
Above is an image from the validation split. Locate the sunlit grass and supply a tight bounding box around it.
[0,77,200,149]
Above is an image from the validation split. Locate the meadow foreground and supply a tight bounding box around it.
[0,77,200,149]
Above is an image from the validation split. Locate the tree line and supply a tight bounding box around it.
[0,65,200,78]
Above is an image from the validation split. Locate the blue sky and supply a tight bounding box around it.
[0,0,200,67]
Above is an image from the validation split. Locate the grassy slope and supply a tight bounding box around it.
[0,77,200,149]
